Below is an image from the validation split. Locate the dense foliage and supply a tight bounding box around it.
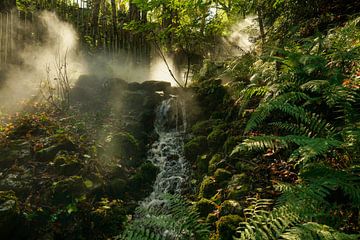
[0,0,359,239]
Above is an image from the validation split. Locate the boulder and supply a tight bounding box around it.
[141,81,171,92]
[0,191,20,238]
[194,198,217,217]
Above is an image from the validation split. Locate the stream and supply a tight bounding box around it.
[140,96,189,209]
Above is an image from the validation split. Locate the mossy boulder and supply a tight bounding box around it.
[107,131,140,166]
[226,173,250,200]
[208,154,226,173]
[197,154,210,174]
[206,213,218,226]
[191,119,222,136]
[0,191,20,238]
[184,136,208,162]
[51,176,87,204]
[35,137,76,162]
[216,215,243,240]
[214,168,232,184]
[219,200,243,217]
[199,176,218,199]
[235,161,253,172]
[207,128,227,151]
[52,151,83,176]
[194,198,217,217]
[223,136,242,155]
[128,162,159,195]
[90,198,127,236]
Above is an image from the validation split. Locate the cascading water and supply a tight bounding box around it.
[141,96,188,209]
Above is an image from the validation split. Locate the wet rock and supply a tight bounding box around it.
[214,168,232,184]
[216,215,243,240]
[199,176,218,199]
[106,131,140,166]
[208,154,226,173]
[52,151,83,176]
[0,191,20,238]
[207,128,227,151]
[194,198,217,217]
[51,176,87,204]
[219,200,243,217]
[0,141,31,169]
[35,139,76,162]
[184,136,208,162]
[226,173,250,200]
[141,81,171,92]
[0,169,33,197]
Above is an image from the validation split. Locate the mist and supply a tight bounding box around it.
[0,10,181,114]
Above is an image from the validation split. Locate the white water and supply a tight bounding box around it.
[141,97,188,209]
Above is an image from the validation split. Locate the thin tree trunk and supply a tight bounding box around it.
[257,6,265,46]
[91,0,102,47]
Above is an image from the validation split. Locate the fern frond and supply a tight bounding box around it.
[119,194,209,240]
[281,222,360,240]
[245,96,332,137]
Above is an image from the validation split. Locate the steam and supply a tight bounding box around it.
[222,15,258,56]
[0,11,85,113]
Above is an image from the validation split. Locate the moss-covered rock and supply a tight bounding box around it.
[184,136,208,162]
[107,132,140,166]
[0,191,20,238]
[199,176,218,199]
[223,136,242,155]
[219,200,243,217]
[52,151,83,176]
[207,128,227,151]
[197,154,210,174]
[34,138,76,162]
[51,176,87,204]
[235,161,253,172]
[206,213,218,226]
[89,198,126,236]
[216,215,243,240]
[226,173,250,200]
[214,168,232,184]
[191,119,222,136]
[208,154,226,173]
[128,162,159,191]
[194,198,217,217]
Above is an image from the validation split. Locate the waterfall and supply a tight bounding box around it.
[141,96,188,209]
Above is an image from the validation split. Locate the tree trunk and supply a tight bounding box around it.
[91,0,102,47]
[257,6,265,46]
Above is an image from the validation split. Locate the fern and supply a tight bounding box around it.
[118,194,209,240]
[244,94,332,137]
[232,135,342,166]
[281,222,360,240]
[235,164,360,240]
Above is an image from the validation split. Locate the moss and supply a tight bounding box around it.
[184,136,208,162]
[128,162,159,191]
[216,215,243,240]
[53,151,83,176]
[194,198,217,217]
[108,131,140,166]
[235,162,253,172]
[207,128,227,152]
[51,176,87,204]
[199,176,218,199]
[219,200,243,217]
[223,136,242,155]
[214,168,232,184]
[206,213,218,227]
[197,154,210,174]
[226,173,251,200]
[208,154,226,173]
[90,198,126,236]
[191,119,222,136]
[0,191,22,238]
